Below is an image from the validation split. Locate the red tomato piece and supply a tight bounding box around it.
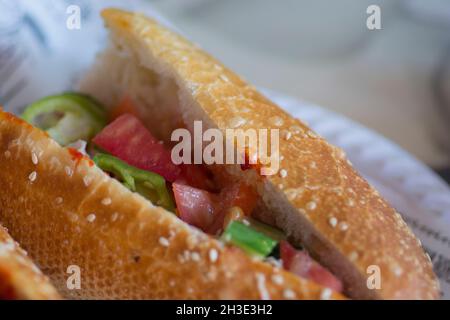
[172,181,258,235]
[305,258,343,293]
[222,182,258,215]
[92,114,181,182]
[172,182,220,232]
[280,240,298,269]
[281,241,343,292]
[206,182,258,234]
[179,164,214,191]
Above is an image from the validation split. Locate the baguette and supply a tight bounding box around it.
[0,7,439,300]
[0,224,60,299]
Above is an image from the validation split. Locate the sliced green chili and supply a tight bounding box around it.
[21,92,107,145]
[221,221,278,258]
[93,153,175,212]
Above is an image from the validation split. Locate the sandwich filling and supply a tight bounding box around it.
[21,92,343,293]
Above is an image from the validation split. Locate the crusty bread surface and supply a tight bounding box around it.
[0,224,60,300]
[0,110,344,300]
[78,8,439,299]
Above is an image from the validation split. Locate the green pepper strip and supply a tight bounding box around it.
[93,153,175,212]
[21,92,107,145]
[221,221,278,258]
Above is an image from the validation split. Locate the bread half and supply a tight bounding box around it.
[77,8,439,299]
[0,224,60,300]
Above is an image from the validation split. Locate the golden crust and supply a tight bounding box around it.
[0,225,60,300]
[98,8,439,299]
[0,110,343,300]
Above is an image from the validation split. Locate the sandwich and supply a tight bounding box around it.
[0,225,60,299]
[0,8,439,299]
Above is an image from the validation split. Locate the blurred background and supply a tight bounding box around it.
[1,0,449,182]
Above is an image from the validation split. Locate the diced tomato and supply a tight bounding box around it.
[280,240,298,269]
[172,182,220,232]
[281,241,343,292]
[109,96,140,121]
[223,182,258,215]
[207,182,258,235]
[179,164,214,191]
[172,180,257,234]
[92,114,181,182]
[305,259,343,293]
